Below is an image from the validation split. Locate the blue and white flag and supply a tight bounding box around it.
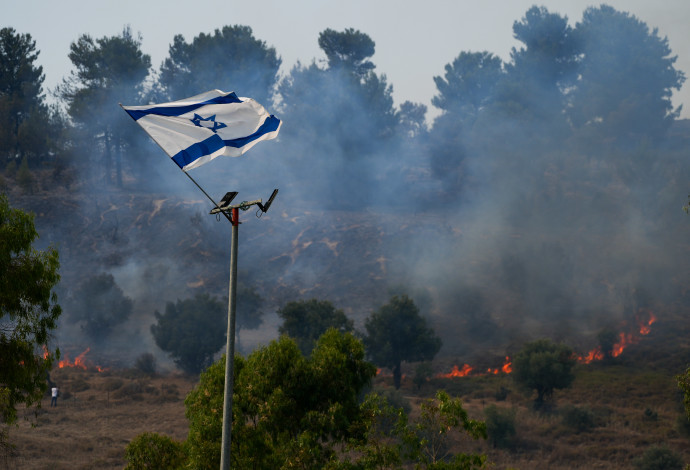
[122,89,281,171]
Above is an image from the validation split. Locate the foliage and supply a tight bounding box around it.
[123,432,185,470]
[277,28,399,207]
[484,404,516,449]
[0,194,60,425]
[0,27,60,165]
[560,404,596,433]
[58,26,151,186]
[414,362,434,390]
[512,339,576,409]
[633,445,684,470]
[364,295,441,389]
[277,298,353,355]
[677,367,690,422]
[67,272,133,341]
[151,293,225,375]
[183,329,376,469]
[400,390,487,469]
[159,25,280,106]
[133,353,156,376]
[569,5,686,143]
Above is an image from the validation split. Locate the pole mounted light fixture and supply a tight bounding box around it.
[213,188,278,470]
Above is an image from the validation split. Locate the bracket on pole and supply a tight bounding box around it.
[210,189,279,217]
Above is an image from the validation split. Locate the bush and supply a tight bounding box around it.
[124,432,186,469]
[134,353,157,376]
[484,404,516,449]
[561,405,597,433]
[633,445,684,470]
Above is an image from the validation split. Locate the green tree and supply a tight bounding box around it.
[151,293,225,375]
[58,26,151,186]
[159,25,280,106]
[123,432,185,470]
[0,194,61,427]
[183,329,376,469]
[277,298,353,355]
[569,5,685,143]
[399,390,487,469]
[512,339,576,409]
[0,28,60,165]
[66,272,133,341]
[364,295,442,389]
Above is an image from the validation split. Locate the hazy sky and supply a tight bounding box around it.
[5,0,690,118]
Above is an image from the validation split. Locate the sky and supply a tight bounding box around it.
[5,0,690,120]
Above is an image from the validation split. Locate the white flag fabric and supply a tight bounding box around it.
[122,89,281,171]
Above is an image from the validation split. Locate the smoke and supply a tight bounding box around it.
[13,7,690,368]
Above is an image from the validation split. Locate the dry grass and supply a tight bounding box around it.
[5,368,195,470]
[5,336,690,469]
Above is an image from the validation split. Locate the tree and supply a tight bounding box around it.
[58,26,151,186]
[151,293,225,374]
[66,273,133,340]
[183,329,376,469]
[277,28,399,207]
[568,5,685,143]
[159,25,281,106]
[277,298,353,355]
[428,51,503,194]
[124,432,185,470]
[0,194,61,427]
[512,339,576,409]
[364,295,441,389]
[0,28,59,165]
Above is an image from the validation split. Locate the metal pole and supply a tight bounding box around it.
[220,207,239,470]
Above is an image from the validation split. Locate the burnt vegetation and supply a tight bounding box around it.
[2,3,690,468]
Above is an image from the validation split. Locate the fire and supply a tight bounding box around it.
[578,310,656,364]
[56,347,105,371]
[437,356,512,379]
[639,310,656,335]
[438,364,473,378]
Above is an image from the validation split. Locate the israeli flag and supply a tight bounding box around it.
[122,89,281,171]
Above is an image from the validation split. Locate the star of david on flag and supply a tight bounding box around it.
[122,89,281,171]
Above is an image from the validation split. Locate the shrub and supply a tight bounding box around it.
[561,405,596,433]
[134,353,157,376]
[124,432,186,469]
[633,445,684,470]
[484,404,516,449]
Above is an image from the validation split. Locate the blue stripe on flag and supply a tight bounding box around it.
[223,115,281,148]
[125,93,243,121]
[171,134,225,169]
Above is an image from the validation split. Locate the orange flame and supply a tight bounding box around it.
[58,347,101,371]
[578,311,656,363]
[437,363,473,378]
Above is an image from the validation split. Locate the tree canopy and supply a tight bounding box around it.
[150,293,225,374]
[0,194,61,426]
[364,295,441,389]
[65,272,133,341]
[511,339,576,409]
[158,25,281,106]
[277,298,353,355]
[58,26,151,186]
[184,329,376,469]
